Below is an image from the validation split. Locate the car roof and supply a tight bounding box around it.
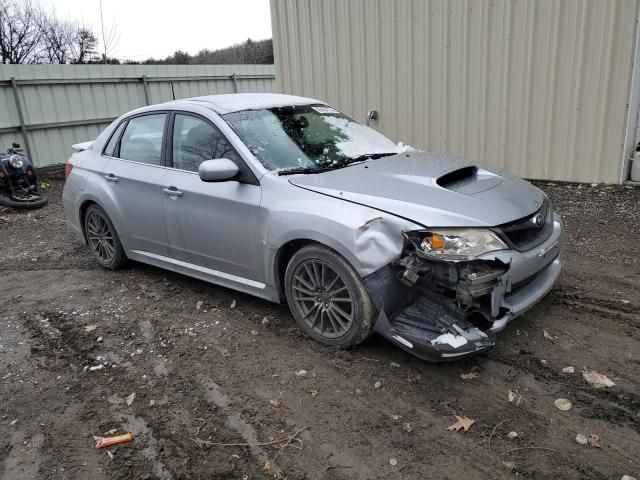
[170,93,322,115]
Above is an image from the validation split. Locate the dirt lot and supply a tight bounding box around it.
[0,174,638,480]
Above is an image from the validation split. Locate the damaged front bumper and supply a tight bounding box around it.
[365,214,563,362]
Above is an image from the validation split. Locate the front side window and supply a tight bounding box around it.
[118,114,166,165]
[172,114,240,172]
[222,105,401,172]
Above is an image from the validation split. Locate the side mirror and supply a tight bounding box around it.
[198,158,240,182]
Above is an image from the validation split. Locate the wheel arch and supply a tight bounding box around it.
[272,234,367,303]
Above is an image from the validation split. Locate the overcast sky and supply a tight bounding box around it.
[36,0,273,60]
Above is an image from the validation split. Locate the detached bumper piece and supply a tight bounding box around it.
[374,291,495,362]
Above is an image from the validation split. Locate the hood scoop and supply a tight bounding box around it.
[436,166,503,195]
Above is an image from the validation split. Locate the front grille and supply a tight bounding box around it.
[498,199,553,251]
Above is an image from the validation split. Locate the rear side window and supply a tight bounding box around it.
[103,121,126,157]
[171,114,240,172]
[118,114,166,165]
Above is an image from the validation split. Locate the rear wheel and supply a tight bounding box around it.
[84,204,126,269]
[284,244,375,347]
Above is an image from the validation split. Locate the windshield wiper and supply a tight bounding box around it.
[277,153,398,175]
[345,152,398,164]
[277,165,333,175]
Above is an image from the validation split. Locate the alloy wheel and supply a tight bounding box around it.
[291,259,354,339]
[86,211,115,264]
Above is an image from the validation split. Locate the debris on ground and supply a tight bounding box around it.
[447,416,476,432]
[230,300,237,309]
[9,419,17,427]
[251,330,258,336]
[507,431,518,439]
[94,432,134,449]
[389,458,398,466]
[88,364,104,372]
[196,300,203,310]
[390,362,400,368]
[621,476,638,480]
[84,324,98,332]
[104,428,118,436]
[543,329,554,340]
[269,399,281,408]
[460,372,478,380]
[261,317,269,325]
[294,369,307,379]
[126,393,135,405]
[374,381,382,389]
[355,388,363,395]
[406,371,422,383]
[508,390,523,406]
[582,369,615,388]
[576,433,588,445]
[310,389,318,398]
[403,422,412,432]
[561,366,575,374]
[554,398,572,411]
[588,434,602,448]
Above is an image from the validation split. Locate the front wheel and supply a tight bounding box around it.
[284,244,375,347]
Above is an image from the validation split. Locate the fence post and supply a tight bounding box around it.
[141,75,151,105]
[230,74,239,93]
[10,77,32,159]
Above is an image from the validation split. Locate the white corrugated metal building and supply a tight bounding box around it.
[270,0,640,183]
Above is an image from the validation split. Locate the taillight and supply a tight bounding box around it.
[65,159,73,178]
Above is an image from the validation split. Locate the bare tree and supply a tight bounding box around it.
[0,0,42,64]
[71,28,98,63]
[98,0,118,64]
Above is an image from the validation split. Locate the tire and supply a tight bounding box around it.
[84,204,127,270]
[0,192,48,210]
[284,244,375,347]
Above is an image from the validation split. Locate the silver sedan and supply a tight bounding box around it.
[63,93,562,361]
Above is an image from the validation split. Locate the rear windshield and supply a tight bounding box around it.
[222,105,400,171]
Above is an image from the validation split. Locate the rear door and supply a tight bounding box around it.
[102,113,170,256]
[161,112,263,282]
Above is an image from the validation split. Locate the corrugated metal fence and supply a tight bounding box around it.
[0,64,276,168]
[271,0,640,183]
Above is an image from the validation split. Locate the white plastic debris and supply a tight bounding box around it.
[390,362,400,368]
[126,393,135,406]
[575,433,588,445]
[251,330,258,336]
[562,366,575,374]
[507,431,518,439]
[582,369,615,388]
[374,381,382,389]
[89,364,104,371]
[261,317,269,325]
[295,369,308,379]
[196,300,203,310]
[230,300,237,309]
[554,398,572,411]
[389,458,398,466]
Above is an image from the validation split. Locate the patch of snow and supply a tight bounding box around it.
[430,333,468,349]
[189,93,320,114]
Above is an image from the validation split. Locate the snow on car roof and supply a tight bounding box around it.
[185,93,322,114]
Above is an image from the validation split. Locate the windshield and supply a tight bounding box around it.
[222,105,401,172]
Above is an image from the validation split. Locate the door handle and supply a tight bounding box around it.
[163,187,183,197]
[105,173,119,183]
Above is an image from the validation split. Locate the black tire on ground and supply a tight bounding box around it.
[284,244,376,348]
[0,192,48,210]
[84,204,127,270]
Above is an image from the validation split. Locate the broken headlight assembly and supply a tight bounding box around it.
[404,229,508,261]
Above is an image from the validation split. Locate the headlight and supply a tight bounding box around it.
[9,155,24,169]
[404,229,508,261]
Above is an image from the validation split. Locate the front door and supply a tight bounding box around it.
[162,113,263,283]
[102,113,170,256]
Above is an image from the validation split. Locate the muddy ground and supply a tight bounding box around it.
[0,174,638,480]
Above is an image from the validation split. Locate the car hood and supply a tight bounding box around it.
[287,151,545,227]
